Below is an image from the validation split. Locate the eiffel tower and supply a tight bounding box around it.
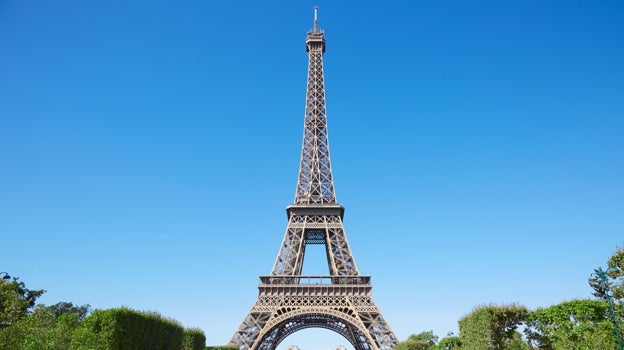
[229,8,398,350]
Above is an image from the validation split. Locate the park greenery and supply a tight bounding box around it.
[1,243,622,349]
[397,243,624,350]
[0,277,206,350]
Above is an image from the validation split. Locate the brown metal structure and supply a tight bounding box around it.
[229,8,398,350]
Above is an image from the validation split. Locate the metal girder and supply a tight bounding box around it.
[271,213,359,277]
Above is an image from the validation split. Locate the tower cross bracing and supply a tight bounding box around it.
[230,8,398,350]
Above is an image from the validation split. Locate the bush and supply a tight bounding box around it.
[183,328,206,350]
[71,307,184,350]
[0,305,80,350]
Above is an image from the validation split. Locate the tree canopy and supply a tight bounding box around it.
[589,244,624,302]
[526,299,617,349]
[397,330,439,350]
[458,303,528,350]
[0,276,45,328]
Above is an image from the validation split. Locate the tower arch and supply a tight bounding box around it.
[255,310,374,350]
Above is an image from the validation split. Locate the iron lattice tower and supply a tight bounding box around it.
[230,8,398,350]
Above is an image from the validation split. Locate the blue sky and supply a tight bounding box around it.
[1,1,623,349]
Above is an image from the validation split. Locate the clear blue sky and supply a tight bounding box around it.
[1,1,623,349]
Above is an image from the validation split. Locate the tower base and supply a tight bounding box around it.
[230,276,398,350]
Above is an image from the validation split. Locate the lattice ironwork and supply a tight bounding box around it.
[230,8,397,350]
[231,283,397,350]
[295,7,334,206]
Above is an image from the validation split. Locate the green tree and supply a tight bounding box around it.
[589,244,624,303]
[46,301,91,321]
[0,305,81,350]
[0,276,45,328]
[397,331,438,350]
[505,331,529,350]
[525,299,616,350]
[0,276,90,349]
[609,244,624,301]
[435,333,461,350]
[458,303,528,350]
[587,244,624,350]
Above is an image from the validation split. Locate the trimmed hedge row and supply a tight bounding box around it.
[183,327,206,350]
[70,307,205,350]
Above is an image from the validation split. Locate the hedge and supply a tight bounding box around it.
[183,327,206,350]
[70,307,184,350]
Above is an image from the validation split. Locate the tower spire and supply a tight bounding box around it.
[313,6,319,31]
[298,6,331,204]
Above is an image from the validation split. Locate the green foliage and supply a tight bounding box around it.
[589,244,624,303]
[608,244,624,301]
[397,340,432,350]
[0,276,203,350]
[0,276,62,349]
[409,330,439,345]
[71,307,184,350]
[435,334,461,350]
[0,276,45,328]
[589,267,610,300]
[505,331,529,350]
[46,301,91,321]
[70,308,116,350]
[397,331,438,350]
[183,327,206,350]
[0,305,80,350]
[526,299,618,350]
[458,303,528,350]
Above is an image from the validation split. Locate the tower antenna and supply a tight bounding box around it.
[313,6,318,30]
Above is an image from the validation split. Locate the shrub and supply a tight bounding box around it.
[71,307,184,350]
[183,327,206,350]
